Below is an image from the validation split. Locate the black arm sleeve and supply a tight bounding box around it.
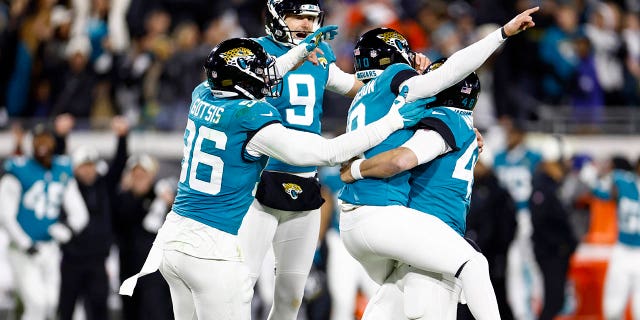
[105,135,129,190]
[390,69,419,95]
[415,118,458,151]
[53,134,67,155]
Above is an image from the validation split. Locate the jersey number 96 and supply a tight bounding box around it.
[179,119,227,195]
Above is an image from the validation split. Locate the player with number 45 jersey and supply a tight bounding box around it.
[0,124,89,320]
[118,37,431,320]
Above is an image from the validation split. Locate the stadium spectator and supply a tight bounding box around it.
[57,116,130,320]
[531,136,578,320]
[112,153,174,320]
[538,2,581,105]
[584,1,625,106]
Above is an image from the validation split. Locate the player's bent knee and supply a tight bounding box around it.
[458,252,489,276]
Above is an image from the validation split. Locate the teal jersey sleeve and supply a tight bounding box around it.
[338,63,417,207]
[408,107,478,235]
[611,170,640,246]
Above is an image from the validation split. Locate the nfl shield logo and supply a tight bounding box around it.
[460,86,472,94]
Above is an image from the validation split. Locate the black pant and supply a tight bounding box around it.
[58,257,109,320]
[535,254,571,320]
[120,271,173,320]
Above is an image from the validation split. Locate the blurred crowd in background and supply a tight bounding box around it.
[1,0,640,319]
[0,0,639,132]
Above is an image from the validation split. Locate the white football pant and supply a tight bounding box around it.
[362,264,462,320]
[238,199,321,320]
[159,250,253,320]
[603,243,640,320]
[340,204,500,320]
[7,242,61,320]
[506,211,543,320]
[326,228,379,320]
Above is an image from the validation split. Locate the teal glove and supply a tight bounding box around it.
[302,25,339,51]
[392,86,436,128]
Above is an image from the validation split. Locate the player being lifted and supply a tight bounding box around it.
[119,35,432,319]
[337,7,539,320]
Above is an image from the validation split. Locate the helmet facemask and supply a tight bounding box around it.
[266,0,325,46]
[259,55,283,98]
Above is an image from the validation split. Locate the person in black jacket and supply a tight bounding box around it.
[530,137,578,320]
[57,116,130,320]
[462,149,518,320]
[112,153,174,320]
[458,150,517,320]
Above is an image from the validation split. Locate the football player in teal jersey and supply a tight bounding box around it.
[237,1,432,319]
[118,37,431,320]
[0,125,89,320]
[340,61,495,320]
[337,7,539,319]
[580,157,640,320]
[493,119,543,320]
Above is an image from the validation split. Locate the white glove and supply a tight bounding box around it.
[48,223,73,243]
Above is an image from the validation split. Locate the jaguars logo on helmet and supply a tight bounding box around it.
[425,58,481,110]
[204,38,282,100]
[282,183,303,199]
[353,27,415,82]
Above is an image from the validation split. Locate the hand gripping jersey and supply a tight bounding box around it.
[3,156,74,242]
[594,170,640,246]
[408,107,478,236]
[171,82,282,235]
[338,63,418,206]
[255,36,335,173]
[494,147,542,212]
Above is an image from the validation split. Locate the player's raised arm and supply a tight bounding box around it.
[401,6,539,102]
[246,87,434,167]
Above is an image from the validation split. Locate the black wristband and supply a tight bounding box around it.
[500,27,508,39]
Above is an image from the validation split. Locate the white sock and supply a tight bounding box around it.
[457,253,501,320]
